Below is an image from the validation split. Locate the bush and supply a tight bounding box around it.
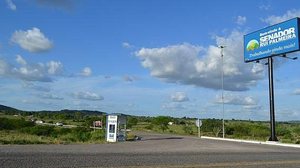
[202,119,222,132]
[91,130,105,141]
[277,126,292,137]
[232,123,251,137]
[225,125,234,135]
[152,116,170,132]
[0,118,34,130]
[250,125,269,138]
[127,117,138,128]
[183,125,194,135]
[21,125,55,136]
[71,127,91,142]
[145,124,153,130]
[292,127,300,135]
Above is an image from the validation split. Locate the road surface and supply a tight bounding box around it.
[1,132,300,168]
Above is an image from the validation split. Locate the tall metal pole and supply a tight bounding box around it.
[268,57,278,141]
[219,46,225,139]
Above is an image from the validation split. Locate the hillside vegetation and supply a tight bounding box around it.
[0,105,300,144]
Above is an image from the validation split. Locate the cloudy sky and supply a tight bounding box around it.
[1,0,300,121]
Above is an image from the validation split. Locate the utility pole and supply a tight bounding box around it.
[219,45,226,139]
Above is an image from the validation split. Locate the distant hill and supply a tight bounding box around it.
[0,104,21,113]
[0,104,106,116]
[49,109,106,116]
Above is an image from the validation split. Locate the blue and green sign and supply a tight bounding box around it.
[244,17,300,62]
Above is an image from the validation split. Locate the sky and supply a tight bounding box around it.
[1,0,300,121]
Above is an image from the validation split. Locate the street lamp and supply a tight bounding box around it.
[218,45,226,139]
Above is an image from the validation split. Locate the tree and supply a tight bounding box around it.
[213,127,222,137]
[183,125,194,135]
[152,116,170,132]
[127,117,138,128]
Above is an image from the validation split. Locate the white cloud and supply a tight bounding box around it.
[22,99,53,106]
[243,105,262,110]
[0,55,63,82]
[47,61,63,75]
[11,27,53,53]
[22,82,51,92]
[16,55,27,65]
[123,75,138,82]
[0,59,10,76]
[135,31,265,91]
[38,93,64,100]
[80,67,92,77]
[215,94,257,106]
[162,102,185,111]
[6,0,16,11]
[293,88,300,95]
[259,4,271,11]
[122,42,134,49]
[72,91,104,101]
[262,9,300,25]
[12,67,51,82]
[170,92,189,102]
[236,16,247,25]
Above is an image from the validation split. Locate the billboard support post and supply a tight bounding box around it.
[244,17,300,142]
[268,57,278,141]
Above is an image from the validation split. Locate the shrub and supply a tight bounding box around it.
[202,119,222,132]
[145,124,153,130]
[21,125,55,136]
[250,125,269,138]
[225,125,234,135]
[127,117,138,128]
[232,123,251,137]
[183,125,194,135]
[0,118,34,130]
[71,127,91,142]
[152,116,170,132]
[277,126,292,137]
[91,130,105,141]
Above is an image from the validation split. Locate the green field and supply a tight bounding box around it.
[1,107,300,144]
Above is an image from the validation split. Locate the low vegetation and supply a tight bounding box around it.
[0,117,105,144]
[130,117,300,144]
[1,105,300,144]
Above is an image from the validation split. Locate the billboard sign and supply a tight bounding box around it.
[93,120,102,127]
[244,17,300,62]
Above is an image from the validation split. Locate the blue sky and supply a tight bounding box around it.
[1,0,300,121]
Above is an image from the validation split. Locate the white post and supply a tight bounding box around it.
[93,121,95,132]
[198,118,200,138]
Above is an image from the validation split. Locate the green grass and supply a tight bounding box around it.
[131,120,300,144]
[0,130,51,144]
[2,113,300,145]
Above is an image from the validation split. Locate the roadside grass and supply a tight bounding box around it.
[131,120,300,144]
[0,117,107,145]
[1,114,300,145]
[0,130,50,144]
[0,129,107,145]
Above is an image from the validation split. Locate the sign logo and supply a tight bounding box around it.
[246,39,259,51]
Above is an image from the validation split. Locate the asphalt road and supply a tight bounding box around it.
[1,132,300,168]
